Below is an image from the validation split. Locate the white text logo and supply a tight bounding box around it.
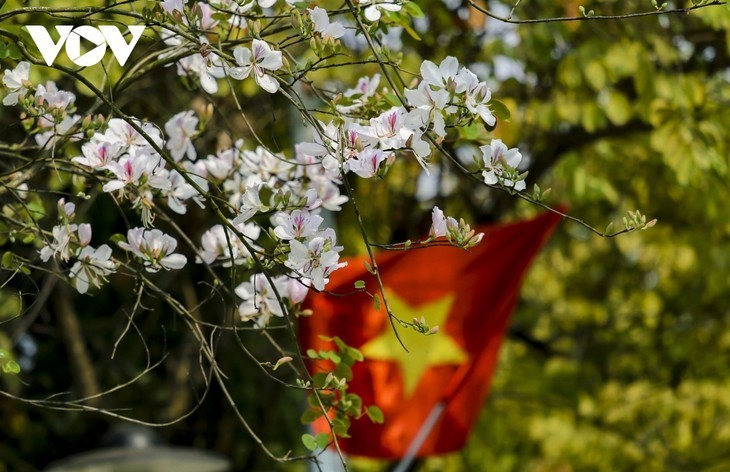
[26,25,146,67]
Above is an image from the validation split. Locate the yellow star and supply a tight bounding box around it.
[360,289,468,398]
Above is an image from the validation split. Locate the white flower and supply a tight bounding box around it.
[344,74,380,99]
[359,107,432,171]
[34,82,75,111]
[429,206,456,238]
[102,155,149,192]
[284,229,345,291]
[315,179,349,212]
[197,221,260,267]
[77,223,92,247]
[58,198,76,219]
[161,0,184,14]
[165,110,198,161]
[360,0,402,22]
[232,182,266,224]
[39,224,77,262]
[235,274,287,327]
[163,168,208,215]
[72,137,123,169]
[229,40,283,93]
[405,81,450,138]
[457,68,495,127]
[2,61,30,106]
[118,228,187,272]
[337,74,381,113]
[347,149,387,179]
[420,56,459,90]
[102,118,164,153]
[35,114,82,148]
[310,7,345,40]
[203,141,243,180]
[283,276,310,304]
[70,245,116,294]
[273,210,323,241]
[480,139,525,191]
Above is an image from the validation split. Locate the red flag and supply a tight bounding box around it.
[300,211,562,459]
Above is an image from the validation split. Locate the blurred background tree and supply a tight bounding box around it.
[1,0,729,471]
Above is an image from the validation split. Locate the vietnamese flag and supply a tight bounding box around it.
[300,210,562,459]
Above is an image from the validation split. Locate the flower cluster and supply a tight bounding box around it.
[303,56,514,182]
[0,4,503,328]
[38,199,117,294]
[118,228,187,272]
[2,62,82,147]
[429,206,484,248]
[480,139,526,191]
[235,274,309,328]
[197,221,261,267]
[67,108,210,222]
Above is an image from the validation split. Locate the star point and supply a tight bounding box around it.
[360,289,468,397]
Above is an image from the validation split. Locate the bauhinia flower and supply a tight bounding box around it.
[196,221,260,267]
[359,0,402,22]
[102,155,149,192]
[420,56,459,90]
[235,274,287,328]
[2,61,31,106]
[39,224,77,262]
[232,182,266,225]
[284,228,345,291]
[405,81,450,138]
[429,206,455,239]
[337,74,381,113]
[480,139,526,191]
[310,7,346,40]
[229,39,283,93]
[273,210,323,241]
[69,245,116,294]
[118,227,187,272]
[72,138,123,169]
[346,148,388,179]
[161,0,184,14]
[101,118,164,153]
[164,110,198,161]
[457,68,496,127]
[429,206,484,247]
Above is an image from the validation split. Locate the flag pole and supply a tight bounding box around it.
[392,402,446,472]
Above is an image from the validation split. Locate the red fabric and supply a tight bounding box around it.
[300,211,562,459]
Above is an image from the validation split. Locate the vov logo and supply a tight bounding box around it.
[26,25,146,67]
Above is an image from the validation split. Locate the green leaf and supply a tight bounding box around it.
[348,347,364,362]
[401,23,421,41]
[313,372,330,389]
[2,251,14,269]
[333,336,346,351]
[489,99,511,121]
[373,294,381,312]
[334,362,352,381]
[110,233,127,245]
[404,2,425,18]
[332,417,350,437]
[366,405,384,424]
[301,433,318,451]
[5,360,19,374]
[315,433,330,449]
[354,280,365,289]
[604,90,632,126]
[306,349,318,359]
[300,408,324,424]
